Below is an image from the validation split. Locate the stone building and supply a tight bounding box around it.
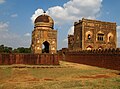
[31,13,57,54]
[68,18,117,51]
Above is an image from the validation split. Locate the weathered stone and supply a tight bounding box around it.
[31,14,57,54]
[0,54,59,65]
[68,18,117,51]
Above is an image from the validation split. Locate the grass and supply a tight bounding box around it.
[0,61,120,89]
[0,67,12,80]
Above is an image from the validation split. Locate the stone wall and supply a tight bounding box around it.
[58,48,120,70]
[0,53,59,65]
[72,18,117,51]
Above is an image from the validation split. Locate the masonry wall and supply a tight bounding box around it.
[0,53,59,65]
[72,18,117,51]
[59,49,120,70]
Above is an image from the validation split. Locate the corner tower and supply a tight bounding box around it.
[31,13,57,54]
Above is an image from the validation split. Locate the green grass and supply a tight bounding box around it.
[0,61,120,89]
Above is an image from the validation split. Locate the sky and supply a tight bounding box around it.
[0,0,120,49]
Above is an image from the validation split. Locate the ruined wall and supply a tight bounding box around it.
[59,48,120,70]
[0,54,59,65]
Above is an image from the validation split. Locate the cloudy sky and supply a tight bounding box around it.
[0,0,120,49]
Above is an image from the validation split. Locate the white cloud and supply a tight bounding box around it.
[31,0,102,25]
[0,21,31,48]
[0,32,31,48]
[117,26,120,37]
[68,26,74,35]
[31,0,102,49]
[62,38,68,48]
[31,9,44,23]
[116,26,120,48]
[11,14,18,18]
[0,0,5,4]
[63,38,68,42]
[0,22,9,31]
[24,33,31,37]
[117,26,120,30]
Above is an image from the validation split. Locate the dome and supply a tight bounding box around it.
[34,14,54,29]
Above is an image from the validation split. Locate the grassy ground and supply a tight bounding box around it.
[0,61,120,89]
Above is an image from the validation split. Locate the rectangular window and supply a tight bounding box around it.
[97,34,104,41]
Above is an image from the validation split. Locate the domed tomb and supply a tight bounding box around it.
[34,14,54,29]
[31,13,57,54]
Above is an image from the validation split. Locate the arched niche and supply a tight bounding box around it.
[86,45,93,50]
[85,31,93,40]
[108,33,113,42]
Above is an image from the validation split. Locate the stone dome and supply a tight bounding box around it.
[34,14,54,29]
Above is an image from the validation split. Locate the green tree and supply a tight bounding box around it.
[0,45,13,53]
[0,45,4,53]
[13,47,31,53]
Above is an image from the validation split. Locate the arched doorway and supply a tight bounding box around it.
[42,41,50,53]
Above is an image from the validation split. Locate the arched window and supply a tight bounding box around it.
[108,33,113,42]
[88,34,91,40]
[109,36,111,41]
[85,31,93,41]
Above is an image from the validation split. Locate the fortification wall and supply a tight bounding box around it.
[58,48,120,70]
[0,53,59,65]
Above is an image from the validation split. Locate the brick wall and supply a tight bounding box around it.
[58,49,120,70]
[0,53,59,65]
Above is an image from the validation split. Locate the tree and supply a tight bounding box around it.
[0,45,4,53]
[0,45,13,53]
[13,47,31,53]
[0,44,31,53]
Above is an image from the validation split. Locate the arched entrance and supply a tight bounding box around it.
[42,41,50,53]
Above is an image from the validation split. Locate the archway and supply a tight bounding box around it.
[42,41,50,53]
[98,46,103,50]
[87,45,93,50]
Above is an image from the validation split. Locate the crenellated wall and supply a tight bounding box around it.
[58,48,120,70]
[0,53,59,65]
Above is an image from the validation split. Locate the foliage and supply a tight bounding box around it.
[13,47,31,53]
[0,44,12,53]
[0,44,31,53]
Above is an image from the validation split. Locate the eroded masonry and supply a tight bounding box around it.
[68,18,117,51]
[31,13,57,54]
